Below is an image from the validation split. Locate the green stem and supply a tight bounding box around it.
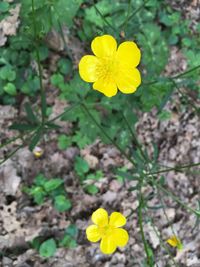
[138,176,153,266]
[120,0,150,29]
[153,179,200,216]
[147,161,200,176]
[0,145,23,165]
[143,64,200,87]
[31,0,46,125]
[120,0,132,31]
[81,102,136,166]
[48,102,80,122]
[171,79,200,115]
[149,218,179,267]
[93,4,116,32]
[0,134,23,149]
[121,112,148,162]
[172,63,200,79]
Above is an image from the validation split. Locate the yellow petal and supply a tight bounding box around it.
[112,228,129,247]
[79,55,100,82]
[100,235,117,254]
[116,41,141,67]
[92,208,109,227]
[109,212,126,228]
[116,67,141,94]
[86,225,102,242]
[91,35,117,58]
[93,78,117,97]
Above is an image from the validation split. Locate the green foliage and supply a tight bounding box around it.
[25,174,71,212]
[31,224,78,257]
[74,157,103,195]
[39,238,57,258]
[59,224,78,248]
[57,134,72,150]
[74,156,90,177]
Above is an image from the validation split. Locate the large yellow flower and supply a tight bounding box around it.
[86,208,129,254]
[79,35,141,97]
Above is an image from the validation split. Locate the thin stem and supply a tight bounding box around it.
[143,64,200,87]
[120,0,150,28]
[154,180,200,216]
[48,102,80,122]
[93,4,116,32]
[0,145,23,165]
[171,79,200,115]
[149,218,179,267]
[81,102,136,166]
[120,0,132,30]
[0,134,23,149]
[138,176,153,266]
[146,161,200,176]
[31,0,46,125]
[172,63,200,79]
[121,112,148,162]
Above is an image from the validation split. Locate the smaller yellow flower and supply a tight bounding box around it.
[166,235,183,250]
[86,208,129,254]
[33,146,44,158]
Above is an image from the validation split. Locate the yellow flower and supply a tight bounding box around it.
[86,208,129,254]
[166,235,183,250]
[79,35,141,97]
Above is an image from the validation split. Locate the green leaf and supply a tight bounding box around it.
[34,174,47,186]
[50,73,64,87]
[54,195,72,212]
[45,122,61,129]
[158,110,171,121]
[24,102,39,124]
[57,58,72,75]
[30,186,47,205]
[0,65,16,81]
[39,238,57,258]
[85,184,99,195]
[0,2,9,13]
[9,123,37,131]
[44,178,63,192]
[59,235,77,248]
[29,128,43,151]
[86,170,103,180]
[65,224,78,238]
[74,156,90,177]
[57,134,72,150]
[3,83,16,96]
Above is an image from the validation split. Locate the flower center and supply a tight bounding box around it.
[99,225,114,237]
[96,56,118,81]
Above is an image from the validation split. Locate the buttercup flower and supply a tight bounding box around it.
[79,35,141,97]
[166,235,183,250]
[86,208,129,254]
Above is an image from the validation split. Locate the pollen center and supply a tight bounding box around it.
[96,56,118,82]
